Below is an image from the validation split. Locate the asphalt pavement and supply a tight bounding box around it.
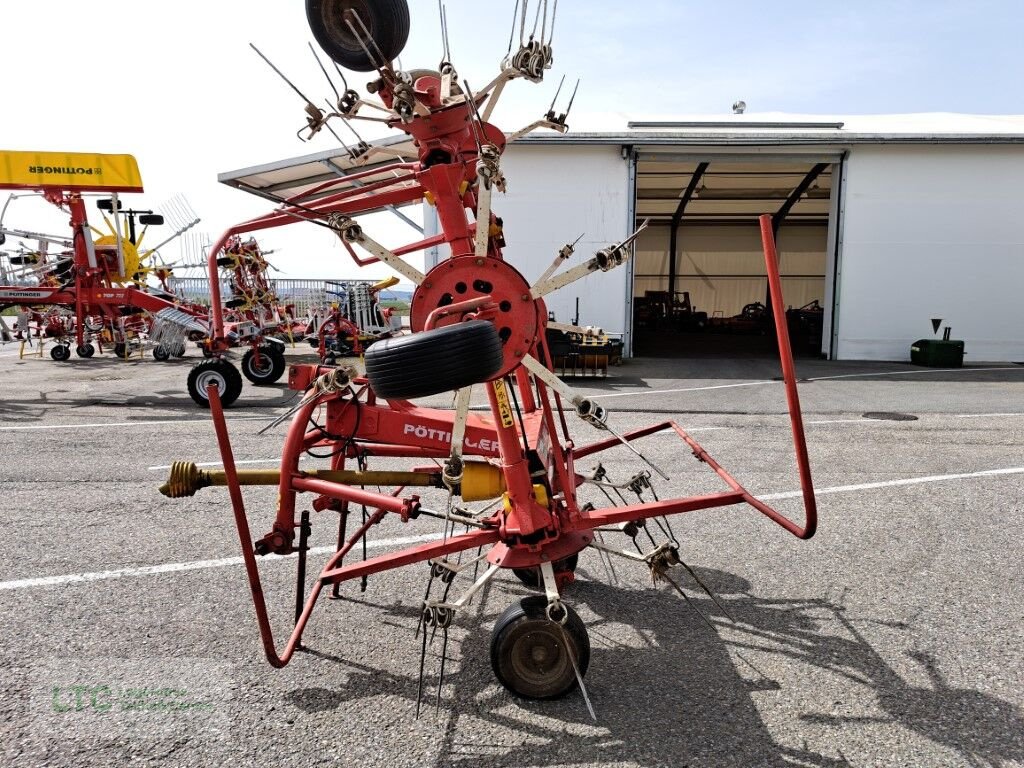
[0,343,1022,767]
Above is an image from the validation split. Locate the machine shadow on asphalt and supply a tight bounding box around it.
[280,567,1024,768]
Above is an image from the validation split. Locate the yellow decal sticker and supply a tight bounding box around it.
[493,379,515,428]
[0,151,143,192]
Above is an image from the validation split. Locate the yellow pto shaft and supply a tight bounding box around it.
[159,461,443,498]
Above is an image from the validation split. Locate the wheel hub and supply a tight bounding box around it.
[410,256,542,379]
[195,370,226,395]
[508,624,570,692]
[250,355,273,375]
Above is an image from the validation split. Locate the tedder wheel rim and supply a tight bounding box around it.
[194,370,227,399]
[491,596,590,700]
[194,368,227,399]
[505,623,573,697]
[241,346,287,384]
[187,359,243,408]
[249,353,274,376]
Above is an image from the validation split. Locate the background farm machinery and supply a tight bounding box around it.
[309,276,401,362]
[162,0,818,713]
[181,241,406,404]
[544,324,623,377]
[634,289,708,333]
[0,152,206,361]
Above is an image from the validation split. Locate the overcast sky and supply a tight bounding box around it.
[2,0,1021,281]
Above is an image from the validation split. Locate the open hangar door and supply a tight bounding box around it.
[631,153,839,358]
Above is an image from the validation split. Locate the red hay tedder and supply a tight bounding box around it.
[162,0,817,713]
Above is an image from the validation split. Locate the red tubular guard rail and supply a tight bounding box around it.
[758,213,817,538]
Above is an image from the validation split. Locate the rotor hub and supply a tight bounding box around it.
[410,256,543,379]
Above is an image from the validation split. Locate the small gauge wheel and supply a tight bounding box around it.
[490,595,590,699]
[187,359,244,408]
[241,345,287,385]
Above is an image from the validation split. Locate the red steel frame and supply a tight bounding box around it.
[197,72,817,668]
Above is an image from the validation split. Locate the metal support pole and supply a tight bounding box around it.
[669,162,708,297]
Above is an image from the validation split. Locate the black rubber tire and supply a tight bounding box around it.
[490,596,590,700]
[307,0,410,72]
[173,343,187,358]
[513,553,580,590]
[364,320,503,400]
[216,256,236,267]
[153,345,171,361]
[241,346,287,385]
[187,359,243,408]
[225,298,246,309]
[76,344,95,358]
[50,344,71,361]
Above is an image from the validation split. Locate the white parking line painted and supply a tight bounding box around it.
[592,380,774,399]
[758,466,1024,502]
[652,419,876,434]
[2,466,1022,592]
[805,419,878,425]
[955,413,1024,419]
[0,416,269,432]
[653,426,730,434]
[147,458,295,471]
[806,366,1018,382]
[147,420,873,461]
[589,366,1020,401]
[0,532,447,591]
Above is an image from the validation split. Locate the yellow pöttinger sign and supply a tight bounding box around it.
[0,151,143,192]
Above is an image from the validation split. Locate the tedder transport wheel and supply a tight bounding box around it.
[187,359,243,408]
[364,320,503,400]
[306,0,410,72]
[153,345,171,361]
[173,343,187,358]
[50,344,71,362]
[490,596,591,700]
[112,343,127,358]
[75,343,95,358]
[241,346,287,385]
[513,553,580,589]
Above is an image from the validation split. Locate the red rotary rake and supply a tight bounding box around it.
[162,0,817,713]
[0,152,207,360]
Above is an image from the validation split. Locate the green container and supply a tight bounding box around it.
[910,338,964,367]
